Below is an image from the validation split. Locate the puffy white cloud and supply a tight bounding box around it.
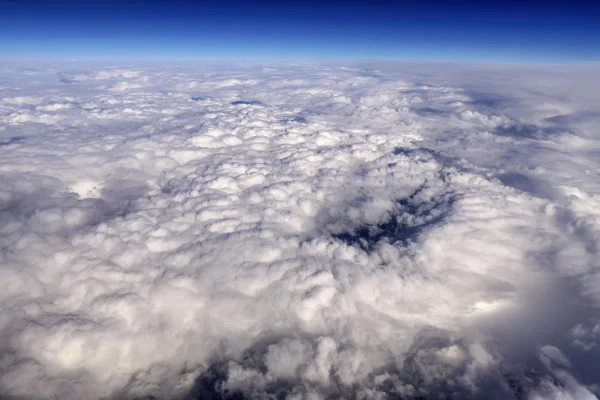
[0,62,599,399]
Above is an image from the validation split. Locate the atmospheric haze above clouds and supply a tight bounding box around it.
[0,61,599,400]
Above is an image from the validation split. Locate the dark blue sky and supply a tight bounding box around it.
[1,0,599,62]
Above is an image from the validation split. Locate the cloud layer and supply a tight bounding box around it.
[0,61,599,399]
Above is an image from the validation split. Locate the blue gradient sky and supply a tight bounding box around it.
[1,0,599,62]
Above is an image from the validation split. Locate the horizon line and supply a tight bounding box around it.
[2,57,600,66]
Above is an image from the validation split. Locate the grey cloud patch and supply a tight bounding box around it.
[231,100,264,106]
[0,62,599,400]
[464,91,510,110]
[543,111,600,126]
[495,172,562,201]
[287,115,308,124]
[493,123,564,140]
[58,74,77,85]
[0,136,26,146]
[411,107,450,117]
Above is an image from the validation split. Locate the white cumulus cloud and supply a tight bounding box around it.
[0,61,599,400]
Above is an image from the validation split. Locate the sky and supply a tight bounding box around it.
[1,0,599,62]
